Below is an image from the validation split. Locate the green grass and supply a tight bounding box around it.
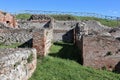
[50,14,77,21]
[29,42,120,80]
[16,13,32,20]
[75,16,120,27]
[49,42,82,63]
[0,43,20,48]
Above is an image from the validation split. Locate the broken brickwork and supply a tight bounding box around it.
[82,35,120,71]
[0,11,18,28]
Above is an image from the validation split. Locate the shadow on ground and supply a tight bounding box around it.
[113,61,120,74]
[49,42,83,64]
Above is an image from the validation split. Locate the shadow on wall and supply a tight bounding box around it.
[49,42,83,64]
[44,21,50,28]
[18,39,33,48]
[113,61,120,73]
[62,29,74,43]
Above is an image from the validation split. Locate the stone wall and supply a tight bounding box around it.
[45,29,53,54]
[53,29,73,43]
[53,21,77,42]
[79,35,120,71]
[0,29,32,46]
[18,20,50,29]
[0,48,37,80]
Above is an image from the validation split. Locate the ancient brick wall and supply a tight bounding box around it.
[33,28,53,56]
[81,35,120,71]
[0,48,37,80]
[0,11,18,28]
[33,29,45,56]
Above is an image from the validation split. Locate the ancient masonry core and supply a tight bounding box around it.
[0,11,18,28]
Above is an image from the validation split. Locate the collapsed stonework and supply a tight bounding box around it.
[29,14,51,21]
[0,11,18,28]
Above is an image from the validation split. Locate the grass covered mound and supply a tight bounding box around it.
[29,42,120,80]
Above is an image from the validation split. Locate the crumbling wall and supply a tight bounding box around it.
[18,14,53,29]
[53,29,73,42]
[81,35,120,71]
[28,14,51,21]
[0,11,18,28]
[84,20,111,33]
[0,48,37,80]
[0,29,32,46]
[53,21,77,42]
[18,20,50,29]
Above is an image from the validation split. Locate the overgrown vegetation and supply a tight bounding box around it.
[50,14,77,21]
[29,42,120,80]
[27,53,34,63]
[16,13,31,20]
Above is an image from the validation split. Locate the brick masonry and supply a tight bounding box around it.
[33,29,53,56]
[0,11,18,28]
[77,35,120,71]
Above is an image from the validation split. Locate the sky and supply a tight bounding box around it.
[0,0,120,17]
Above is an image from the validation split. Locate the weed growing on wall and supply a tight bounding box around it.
[27,53,33,63]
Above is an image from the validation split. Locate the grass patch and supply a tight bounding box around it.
[49,42,82,64]
[16,13,32,20]
[0,43,20,48]
[27,53,34,63]
[29,56,120,80]
[75,16,120,27]
[29,42,120,80]
[50,14,77,21]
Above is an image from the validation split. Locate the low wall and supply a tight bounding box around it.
[81,35,120,71]
[53,29,73,43]
[18,20,50,29]
[0,48,37,80]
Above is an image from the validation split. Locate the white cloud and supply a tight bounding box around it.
[108,10,119,14]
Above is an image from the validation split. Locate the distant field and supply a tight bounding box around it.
[29,42,120,80]
[15,13,120,27]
